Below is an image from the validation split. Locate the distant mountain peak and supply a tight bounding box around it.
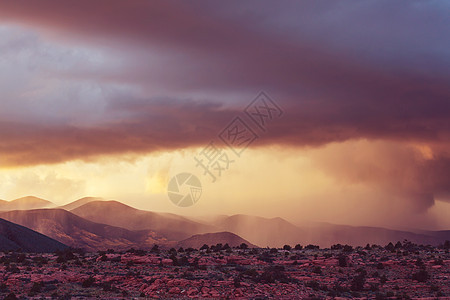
[0,196,55,211]
[60,197,105,211]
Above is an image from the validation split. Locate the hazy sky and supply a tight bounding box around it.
[0,0,449,230]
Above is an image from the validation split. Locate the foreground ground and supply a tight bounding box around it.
[0,242,449,299]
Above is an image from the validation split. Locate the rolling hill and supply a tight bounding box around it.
[2,196,449,250]
[59,197,104,211]
[177,231,256,249]
[71,201,214,240]
[0,209,167,251]
[212,214,450,248]
[213,214,305,247]
[0,196,55,211]
[0,218,68,252]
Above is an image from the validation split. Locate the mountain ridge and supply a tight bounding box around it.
[0,217,68,252]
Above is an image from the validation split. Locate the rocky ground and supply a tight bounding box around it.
[0,241,449,299]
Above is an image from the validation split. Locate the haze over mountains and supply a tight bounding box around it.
[71,200,214,241]
[0,196,449,251]
[0,196,55,211]
[0,209,166,252]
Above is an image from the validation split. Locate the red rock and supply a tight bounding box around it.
[169,287,181,294]
[187,287,198,296]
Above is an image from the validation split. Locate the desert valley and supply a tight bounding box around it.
[0,196,449,299]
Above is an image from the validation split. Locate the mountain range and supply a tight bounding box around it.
[0,196,448,251]
[0,196,55,211]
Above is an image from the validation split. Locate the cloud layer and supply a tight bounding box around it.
[0,1,449,216]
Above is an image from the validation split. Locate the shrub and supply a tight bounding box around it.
[385,242,394,251]
[211,243,223,252]
[150,245,160,253]
[244,268,258,278]
[239,243,248,250]
[305,244,320,250]
[351,273,366,291]
[29,281,43,296]
[283,245,292,251]
[82,276,96,288]
[415,258,424,267]
[306,280,320,291]
[4,293,17,300]
[376,262,384,270]
[294,244,303,250]
[331,244,343,250]
[411,269,429,282]
[233,276,241,287]
[338,254,348,267]
[257,252,273,263]
[258,266,293,284]
[343,245,353,253]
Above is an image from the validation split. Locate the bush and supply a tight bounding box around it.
[294,244,303,250]
[150,245,160,253]
[376,262,384,270]
[239,243,248,250]
[338,254,348,267]
[233,276,241,287]
[29,281,43,296]
[415,258,424,267]
[351,273,366,291]
[56,249,75,263]
[4,293,17,300]
[82,276,96,288]
[385,242,394,251]
[283,245,292,251]
[258,266,293,284]
[244,268,258,278]
[412,269,429,282]
[331,244,343,250]
[210,243,223,252]
[257,252,273,263]
[305,244,320,250]
[306,280,320,291]
[343,245,353,253]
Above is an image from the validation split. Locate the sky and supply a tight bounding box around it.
[0,0,449,230]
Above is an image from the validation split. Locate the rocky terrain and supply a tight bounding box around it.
[0,241,448,299]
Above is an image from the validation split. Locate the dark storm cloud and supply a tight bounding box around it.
[0,0,448,211]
